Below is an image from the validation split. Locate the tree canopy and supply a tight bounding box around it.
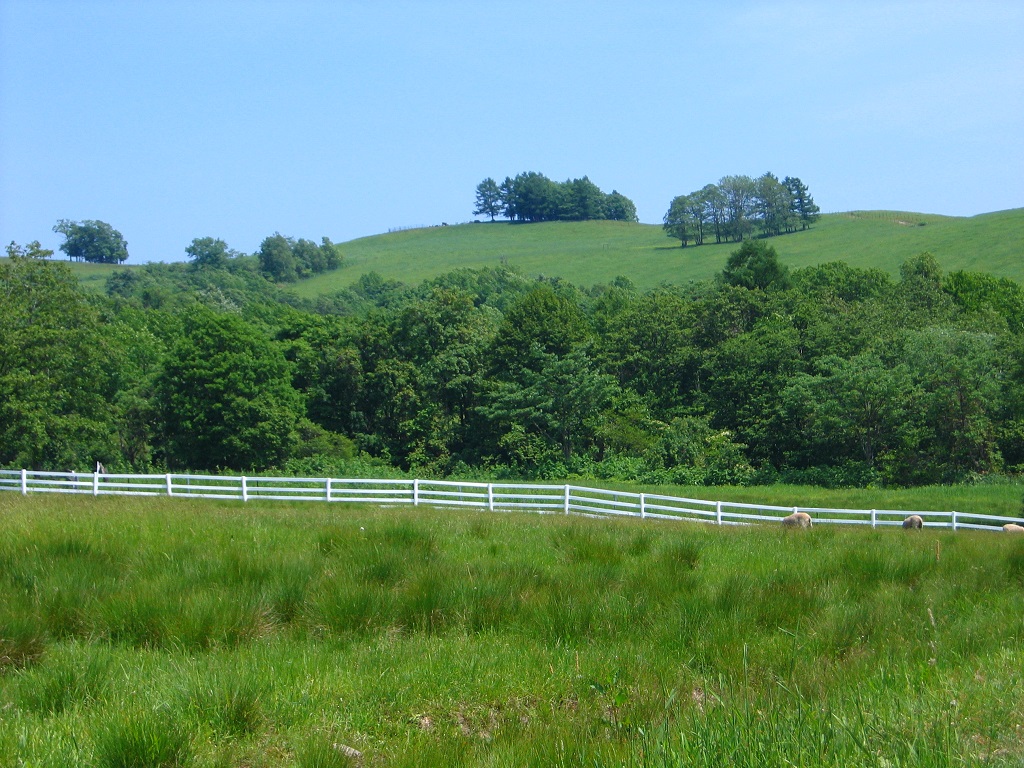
[53,219,129,263]
[663,174,819,247]
[474,173,638,223]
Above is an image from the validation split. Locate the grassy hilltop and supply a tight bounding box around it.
[290,207,1024,297]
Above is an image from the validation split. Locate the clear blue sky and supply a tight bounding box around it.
[2,1,1021,264]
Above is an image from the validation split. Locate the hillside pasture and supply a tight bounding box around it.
[2,492,1023,766]
[292,207,1024,296]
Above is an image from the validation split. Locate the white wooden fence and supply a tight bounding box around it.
[1,469,1021,532]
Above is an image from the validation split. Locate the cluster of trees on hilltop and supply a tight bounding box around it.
[664,174,820,246]
[6,233,1024,489]
[474,173,638,223]
[52,219,129,263]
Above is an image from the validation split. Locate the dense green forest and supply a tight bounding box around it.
[6,224,1024,489]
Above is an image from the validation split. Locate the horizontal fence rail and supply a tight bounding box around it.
[1,470,1022,533]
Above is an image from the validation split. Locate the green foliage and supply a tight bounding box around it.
[472,177,502,221]
[155,307,304,470]
[184,236,231,269]
[484,171,638,223]
[720,239,791,291]
[0,258,120,469]
[53,218,129,263]
[258,232,342,283]
[10,207,1024,488]
[5,239,53,259]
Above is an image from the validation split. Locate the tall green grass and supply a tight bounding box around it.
[1,493,1022,766]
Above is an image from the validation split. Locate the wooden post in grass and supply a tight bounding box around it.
[241,476,248,502]
[21,468,27,495]
[716,500,722,525]
[414,478,420,506]
[487,483,494,512]
[564,485,570,515]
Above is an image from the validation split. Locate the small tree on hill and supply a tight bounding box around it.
[784,177,820,230]
[474,178,503,221]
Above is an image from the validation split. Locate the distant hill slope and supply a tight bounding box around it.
[38,208,1023,297]
[291,208,1024,297]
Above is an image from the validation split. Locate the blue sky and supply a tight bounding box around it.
[1,0,1021,264]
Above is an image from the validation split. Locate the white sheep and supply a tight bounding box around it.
[1003,523,1024,533]
[781,512,812,528]
[902,515,924,529]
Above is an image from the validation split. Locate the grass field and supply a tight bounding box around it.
[290,208,1024,297]
[23,207,1023,298]
[2,489,1023,767]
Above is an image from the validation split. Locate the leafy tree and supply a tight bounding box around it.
[601,289,700,414]
[698,184,728,244]
[944,270,1024,334]
[473,177,503,221]
[6,240,54,259]
[604,191,638,222]
[899,328,1005,482]
[156,308,304,470]
[185,237,230,270]
[0,258,119,469]
[565,176,606,221]
[257,233,341,283]
[258,233,300,282]
[753,172,794,237]
[485,172,635,223]
[718,175,756,242]
[721,240,791,291]
[482,347,616,466]
[779,354,920,480]
[663,194,695,247]
[489,283,591,375]
[52,219,129,263]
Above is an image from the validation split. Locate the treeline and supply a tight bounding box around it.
[37,220,343,283]
[474,173,638,223]
[664,174,820,246]
[6,236,1024,489]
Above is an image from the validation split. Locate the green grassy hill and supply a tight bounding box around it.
[291,207,1024,297]
[19,207,1021,298]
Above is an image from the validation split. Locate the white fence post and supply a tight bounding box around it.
[166,474,173,496]
[716,500,722,525]
[414,478,420,506]
[640,493,646,519]
[564,485,570,515]
[871,509,877,529]
[951,510,958,531]
[487,483,494,512]
[325,478,332,502]
[241,476,248,502]
[21,468,27,495]
[93,471,99,497]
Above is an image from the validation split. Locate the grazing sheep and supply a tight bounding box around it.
[781,512,812,529]
[902,515,924,529]
[1003,523,1024,533]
